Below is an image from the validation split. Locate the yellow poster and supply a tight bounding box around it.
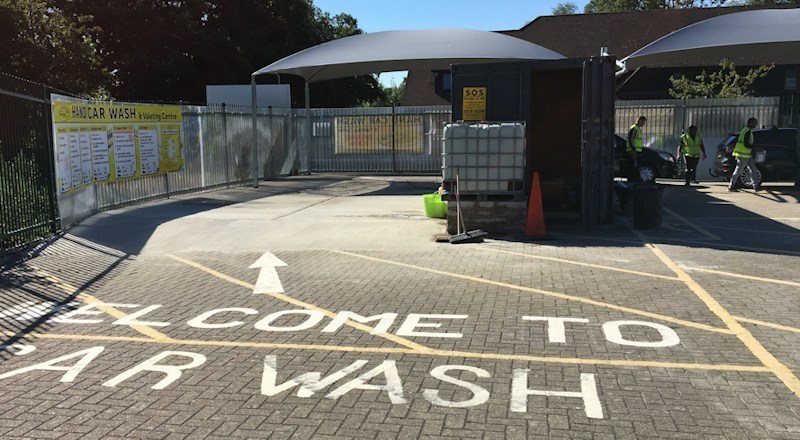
[334,115,423,154]
[160,124,183,173]
[462,87,487,121]
[112,125,137,180]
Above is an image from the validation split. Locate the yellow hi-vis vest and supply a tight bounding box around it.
[626,124,643,152]
[733,127,754,159]
[680,133,703,158]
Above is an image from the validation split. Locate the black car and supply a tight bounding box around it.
[710,127,799,188]
[613,134,677,182]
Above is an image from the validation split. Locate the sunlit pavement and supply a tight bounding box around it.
[1,175,799,439]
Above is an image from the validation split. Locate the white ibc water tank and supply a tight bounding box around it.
[442,122,526,194]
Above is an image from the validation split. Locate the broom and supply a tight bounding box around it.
[449,171,488,244]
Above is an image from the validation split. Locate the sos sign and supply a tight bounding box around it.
[462,87,487,121]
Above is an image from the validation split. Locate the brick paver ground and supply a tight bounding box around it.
[1,175,799,439]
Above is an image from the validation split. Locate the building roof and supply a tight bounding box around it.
[503,4,798,59]
[402,4,800,106]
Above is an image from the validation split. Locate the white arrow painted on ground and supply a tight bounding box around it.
[249,252,287,294]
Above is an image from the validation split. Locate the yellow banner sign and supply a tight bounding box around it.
[53,102,183,124]
[334,115,423,154]
[462,87,487,121]
[52,99,184,194]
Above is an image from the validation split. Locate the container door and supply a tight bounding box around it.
[580,57,616,230]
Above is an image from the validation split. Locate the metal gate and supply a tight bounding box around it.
[308,106,450,173]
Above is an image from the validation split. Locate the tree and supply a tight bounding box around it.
[552,2,579,15]
[51,0,386,106]
[0,0,109,96]
[305,7,386,107]
[668,59,774,98]
[363,77,406,107]
[584,0,728,13]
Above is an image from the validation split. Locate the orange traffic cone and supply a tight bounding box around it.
[525,172,546,237]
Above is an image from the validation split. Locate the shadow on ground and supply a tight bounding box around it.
[535,181,800,258]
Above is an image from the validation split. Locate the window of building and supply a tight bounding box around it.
[434,70,452,101]
[785,68,798,91]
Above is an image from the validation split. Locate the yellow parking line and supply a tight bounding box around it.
[735,317,800,335]
[334,251,733,335]
[556,232,800,257]
[703,225,800,237]
[664,207,721,241]
[684,267,800,288]
[29,265,173,342]
[645,242,800,398]
[167,254,431,352]
[9,331,769,373]
[481,247,680,281]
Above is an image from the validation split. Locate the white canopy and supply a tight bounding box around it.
[624,8,800,69]
[253,28,564,82]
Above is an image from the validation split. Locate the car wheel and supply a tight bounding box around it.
[739,167,763,189]
[638,165,656,183]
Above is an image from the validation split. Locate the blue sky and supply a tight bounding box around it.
[313,0,591,86]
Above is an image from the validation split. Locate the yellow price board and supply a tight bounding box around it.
[52,98,184,193]
[53,102,182,124]
[462,87,487,121]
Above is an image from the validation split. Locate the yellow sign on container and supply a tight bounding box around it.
[462,87,487,121]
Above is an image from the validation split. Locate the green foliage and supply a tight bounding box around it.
[0,151,54,249]
[0,0,110,96]
[363,77,406,107]
[668,59,775,98]
[552,2,580,15]
[584,0,728,13]
[33,0,387,107]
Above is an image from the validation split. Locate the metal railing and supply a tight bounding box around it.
[2,70,790,253]
[0,73,59,251]
[616,97,781,154]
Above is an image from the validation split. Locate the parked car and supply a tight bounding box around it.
[710,127,799,188]
[613,134,677,182]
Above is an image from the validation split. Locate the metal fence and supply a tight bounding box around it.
[615,97,781,154]
[1,70,789,254]
[0,73,59,251]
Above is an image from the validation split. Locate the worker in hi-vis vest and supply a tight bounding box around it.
[677,125,706,186]
[728,117,761,192]
[626,116,647,181]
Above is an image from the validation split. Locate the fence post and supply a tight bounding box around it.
[41,84,59,233]
[682,98,688,132]
[266,105,273,179]
[251,75,259,188]
[392,102,397,172]
[222,103,229,187]
[303,81,310,174]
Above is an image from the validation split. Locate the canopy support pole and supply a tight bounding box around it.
[251,74,259,188]
[303,80,310,174]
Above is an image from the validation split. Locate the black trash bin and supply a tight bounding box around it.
[632,184,663,229]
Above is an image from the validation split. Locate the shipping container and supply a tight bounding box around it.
[449,57,616,231]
